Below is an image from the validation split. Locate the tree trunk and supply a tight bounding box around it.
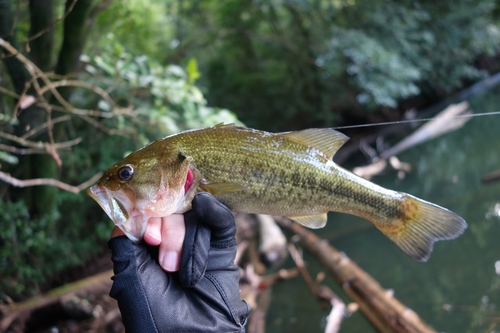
[28,0,55,71]
[25,0,59,219]
[55,0,94,77]
[0,0,30,94]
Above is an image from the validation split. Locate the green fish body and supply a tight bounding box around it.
[88,124,467,261]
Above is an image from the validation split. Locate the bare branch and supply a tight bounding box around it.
[38,79,117,109]
[0,143,45,155]
[78,114,130,136]
[0,269,113,332]
[21,115,71,139]
[0,37,74,113]
[13,76,36,118]
[0,171,103,194]
[45,103,134,118]
[50,137,83,149]
[0,131,82,149]
[0,85,19,99]
[44,143,62,167]
[288,243,318,295]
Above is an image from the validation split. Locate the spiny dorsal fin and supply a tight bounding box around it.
[213,123,236,129]
[282,129,349,160]
[288,213,328,229]
[200,182,248,195]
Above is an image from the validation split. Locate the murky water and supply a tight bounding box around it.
[266,85,500,332]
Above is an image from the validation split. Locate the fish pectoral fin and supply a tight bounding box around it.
[288,213,328,229]
[200,182,248,195]
[282,129,349,160]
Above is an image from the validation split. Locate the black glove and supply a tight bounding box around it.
[108,193,250,333]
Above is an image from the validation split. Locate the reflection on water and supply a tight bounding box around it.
[266,85,500,332]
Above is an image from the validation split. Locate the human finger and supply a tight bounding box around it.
[144,217,162,246]
[159,214,185,272]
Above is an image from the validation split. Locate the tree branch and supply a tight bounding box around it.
[21,115,70,139]
[0,269,113,332]
[0,84,20,99]
[0,171,103,194]
[0,130,81,149]
[0,143,45,155]
[0,37,75,113]
[38,79,117,108]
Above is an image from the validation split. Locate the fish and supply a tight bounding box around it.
[87,124,467,261]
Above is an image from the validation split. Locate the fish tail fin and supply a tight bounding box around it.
[376,195,467,262]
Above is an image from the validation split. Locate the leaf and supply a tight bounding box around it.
[186,58,201,83]
[97,100,111,112]
[0,151,19,165]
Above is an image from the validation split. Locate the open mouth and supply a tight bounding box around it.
[87,185,145,242]
[87,185,129,226]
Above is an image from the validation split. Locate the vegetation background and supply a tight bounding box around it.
[1,0,499,316]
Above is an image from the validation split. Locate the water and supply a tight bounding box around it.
[265,85,500,332]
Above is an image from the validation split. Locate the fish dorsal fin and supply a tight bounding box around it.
[200,182,248,195]
[288,213,328,228]
[282,129,349,160]
[212,123,250,133]
[213,123,236,129]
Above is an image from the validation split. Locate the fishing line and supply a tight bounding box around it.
[333,110,500,130]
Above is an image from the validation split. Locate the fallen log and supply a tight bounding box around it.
[277,217,437,333]
[0,270,113,332]
[481,169,500,183]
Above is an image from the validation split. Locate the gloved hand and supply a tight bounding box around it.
[108,193,250,333]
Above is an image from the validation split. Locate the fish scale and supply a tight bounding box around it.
[88,124,467,261]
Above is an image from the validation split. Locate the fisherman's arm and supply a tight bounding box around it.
[108,193,249,332]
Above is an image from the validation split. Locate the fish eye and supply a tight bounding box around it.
[117,165,134,181]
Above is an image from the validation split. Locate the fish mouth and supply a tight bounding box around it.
[87,184,144,242]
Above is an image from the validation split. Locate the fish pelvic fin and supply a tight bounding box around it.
[288,213,328,228]
[377,195,467,262]
[282,129,349,160]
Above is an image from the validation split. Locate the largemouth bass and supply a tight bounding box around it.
[87,124,467,261]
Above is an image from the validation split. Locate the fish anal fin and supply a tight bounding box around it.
[288,213,328,229]
[200,182,248,195]
[376,195,467,262]
[283,129,349,160]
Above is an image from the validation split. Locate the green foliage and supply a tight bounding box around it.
[131,0,500,129]
[1,14,240,301]
[0,199,107,301]
[83,33,241,137]
[333,0,500,97]
[0,151,18,164]
[2,0,500,303]
[322,29,421,108]
[90,0,175,60]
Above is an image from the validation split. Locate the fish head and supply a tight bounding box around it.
[87,146,200,242]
